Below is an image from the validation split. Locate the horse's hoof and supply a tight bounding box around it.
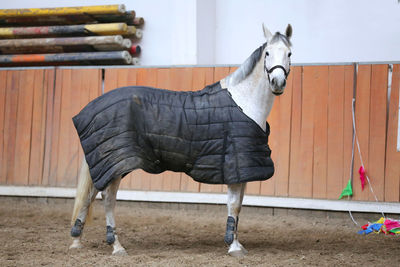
[228,241,248,258]
[228,247,248,258]
[112,248,128,256]
[69,240,83,249]
[228,249,247,258]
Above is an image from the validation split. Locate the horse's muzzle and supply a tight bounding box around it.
[271,78,286,95]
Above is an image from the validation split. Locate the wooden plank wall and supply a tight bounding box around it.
[0,64,399,203]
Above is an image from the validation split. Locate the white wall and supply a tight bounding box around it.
[215,0,400,64]
[1,0,400,65]
[0,0,199,65]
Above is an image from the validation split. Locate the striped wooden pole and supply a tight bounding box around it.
[0,51,133,65]
[0,36,133,54]
[93,10,137,25]
[123,26,143,39]
[132,57,140,65]
[0,10,137,26]
[133,17,145,26]
[91,38,132,52]
[122,39,132,49]
[0,5,126,17]
[0,23,128,38]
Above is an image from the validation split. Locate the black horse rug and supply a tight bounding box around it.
[73,82,274,191]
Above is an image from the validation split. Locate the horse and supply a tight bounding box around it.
[69,24,293,257]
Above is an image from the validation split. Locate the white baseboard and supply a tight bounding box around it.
[0,185,399,214]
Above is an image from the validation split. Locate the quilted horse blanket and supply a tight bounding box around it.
[73,82,274,190]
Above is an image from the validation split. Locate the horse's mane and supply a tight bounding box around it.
[225,32,291,87]
[224,42,267,87]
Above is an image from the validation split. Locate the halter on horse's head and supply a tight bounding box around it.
[262,24,292,95]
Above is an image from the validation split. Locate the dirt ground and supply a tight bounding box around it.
[0,197,399,267]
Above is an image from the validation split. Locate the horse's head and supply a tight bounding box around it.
[262,24,292,95]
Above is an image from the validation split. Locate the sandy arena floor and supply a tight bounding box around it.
[0,197,399,266]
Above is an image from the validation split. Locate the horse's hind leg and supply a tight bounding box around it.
[101,177,126,255]
[225,183,248,257]
[70,159,98,249]
[70,187,98,249]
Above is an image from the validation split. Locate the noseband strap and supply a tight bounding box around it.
[265,65,290,78]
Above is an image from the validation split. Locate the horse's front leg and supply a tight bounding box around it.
[101,177,127,255]
[225,183,248,257]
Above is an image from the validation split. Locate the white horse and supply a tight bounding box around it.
[69,24,292,257]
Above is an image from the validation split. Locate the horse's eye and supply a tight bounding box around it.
[265,52,270,56]
[288,52,292,57]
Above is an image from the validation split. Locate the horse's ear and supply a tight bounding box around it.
[262,23,272,41]
[285,24,293,39]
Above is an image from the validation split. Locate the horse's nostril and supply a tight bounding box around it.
[282,80,286,87]
[271,78,276,85]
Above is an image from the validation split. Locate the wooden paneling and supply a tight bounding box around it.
[326,66,345,199]
[292,66,318,198]
[13,70,35,185]
[385,64,400,202]
[353,65,371,201]
[0,64,398,204]
[368,65,388,201]
[0,71,7,184]
[41,69,56,186]
[273,68,294,196]
[1,69,54,186]
[42,69,101,188]
[342,65,355,199]
[312,66,329,199]
[28,69,50,185]
[288,66,303,197]
[3,71,20,184]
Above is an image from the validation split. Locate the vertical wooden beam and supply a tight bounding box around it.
[0,70,7,184]
[384,64,400,202]
[273,67,294,197]
[326,66,345,199]
[4,71,20,185]
[41,69,56,186]
[55,69,73,186]
[288,66,303,197]
[312,66,329,199]
[291,66,317,198]
[342,65,355,199]
[28,69,48,185]
[368,65,388,201]
[353,65,371,201]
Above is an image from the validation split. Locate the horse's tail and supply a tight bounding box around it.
[71,158,95,225]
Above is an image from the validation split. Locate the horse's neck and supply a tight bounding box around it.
[222,62,275,131]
